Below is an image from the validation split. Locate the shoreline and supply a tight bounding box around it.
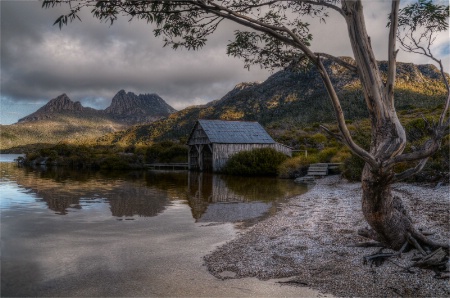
[204,175,450,297]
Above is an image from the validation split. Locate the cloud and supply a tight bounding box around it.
[0,1,269,111]
[1,0,449,123]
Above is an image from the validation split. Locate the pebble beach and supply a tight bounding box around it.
[204,176,450,297]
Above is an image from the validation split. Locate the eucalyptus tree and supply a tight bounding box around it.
[43,0,449,253]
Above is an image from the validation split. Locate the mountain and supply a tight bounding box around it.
[104,90,176,124]
[96,58,447,147]
[1,91,176,150]
[18,90,175,125]
[2,59,447,152]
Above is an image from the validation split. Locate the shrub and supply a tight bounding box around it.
[222,148,288,176]
[330,148,351,163]
[278,146,348,178]
[317,147,339,162]
[99,156,131,170]
[145,141,188,163]
[278,154,319,178]
[341,154,365,181]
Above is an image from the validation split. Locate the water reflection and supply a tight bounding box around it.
[1,164,307,223]
[187,172,306,223]
[1,165,172,218]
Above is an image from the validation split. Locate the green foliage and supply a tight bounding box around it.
[398,0,449,32]
[145,141,188,163]
[99,155,137,170]
[341,153,366,181]
[24,144,143,170]
[278,154,319,179]
[222,148,288,176]
[278,146,346,178]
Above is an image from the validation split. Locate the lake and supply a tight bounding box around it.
[0,155,320,297]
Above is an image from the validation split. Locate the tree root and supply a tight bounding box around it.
[349,241,386,248]
[410,229,450,249]
[411,247,448,270]
[363,241,409,267]
[360,231,449,275]
[407,233,426,255]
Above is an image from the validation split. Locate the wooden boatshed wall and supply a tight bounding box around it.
[187,120,292,172]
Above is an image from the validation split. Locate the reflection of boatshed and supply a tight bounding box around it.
[187,120,292,172]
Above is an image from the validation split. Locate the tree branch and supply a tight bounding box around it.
[314,53,357,72]
[314,57,377,168]
[386,137,442,166]
[386,0,400,107]
[294,0,345,17]
[393,158,428,182]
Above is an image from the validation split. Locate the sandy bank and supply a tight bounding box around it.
[204,176,449,297]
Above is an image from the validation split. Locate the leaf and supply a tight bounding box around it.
[53,15,63,26]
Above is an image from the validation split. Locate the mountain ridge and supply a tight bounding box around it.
[1,58,447,151]
[95,58,447,147]
[18,90,176,125]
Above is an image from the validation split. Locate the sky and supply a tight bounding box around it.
[1,0,449,125]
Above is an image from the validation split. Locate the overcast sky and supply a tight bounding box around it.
[1,0,448,124]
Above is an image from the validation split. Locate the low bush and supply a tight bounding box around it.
[341,154,365,181]
[278,154,319,178]
[278,146,347,178]
[222,148,288,176]
[146,141,188,163]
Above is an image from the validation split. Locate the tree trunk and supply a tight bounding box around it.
[340,0,415,250]
[360,165,417,249]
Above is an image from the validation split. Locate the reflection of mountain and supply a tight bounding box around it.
[187,172,307,223]
[1,164,306,222]
[4,165,173,217]
[107,186,169,217]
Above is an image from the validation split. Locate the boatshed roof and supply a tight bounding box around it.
[197,119,275,144]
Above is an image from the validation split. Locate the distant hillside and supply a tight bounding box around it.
[97,58,447,147]
[1,90,176,150]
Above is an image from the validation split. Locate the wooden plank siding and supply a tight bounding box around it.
[187,120,292,172]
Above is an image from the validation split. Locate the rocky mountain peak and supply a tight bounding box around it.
[17,90,176,125]
[43,93,84,112]
[105,90,176,120]
[18,94,85,122]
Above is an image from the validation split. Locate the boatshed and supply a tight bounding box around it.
[187,119,292,172]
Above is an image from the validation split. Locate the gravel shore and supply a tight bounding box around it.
[204,176,450,297]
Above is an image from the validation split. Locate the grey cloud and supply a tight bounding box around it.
[1,0,448,119]
[1,1,269,111]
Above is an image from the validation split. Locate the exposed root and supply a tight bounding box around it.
[418,227,435,236]
[363,251,397,267]
[349,241,386,248]
[361,232,449,275]
[411,230,450,249]
[407,233,426,255]
[363,241,409,267]
[411,247,448,270]
[357,227,380,242]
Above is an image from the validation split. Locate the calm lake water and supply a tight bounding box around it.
[0,155,314,297]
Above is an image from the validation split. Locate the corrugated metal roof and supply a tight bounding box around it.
[198,120,275,144]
